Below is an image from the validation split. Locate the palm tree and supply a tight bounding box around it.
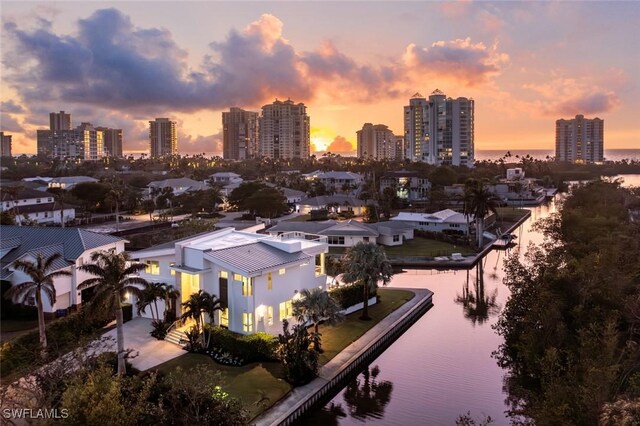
[78,251,148,375]
[463,179,500,248]
[293,288,344,351]
[342,242,393,321]
[136,282,167,321]
[181,290,222,347]
[1,184,23,226]
[164,286,180,323]
[5,253,71,356]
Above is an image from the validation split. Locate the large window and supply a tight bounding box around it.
[242,312,253,333]
[315,253,325,277]
[182,273,200,292]
[145,260,160,275]
[279,300,293,320]
[393,235,400,242]
[267,306,274,326]
[328,236,345,245]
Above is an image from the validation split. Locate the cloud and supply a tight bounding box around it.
[179,131,222,155]
[1,100,25,113]
[403,38,509,86]
[1,114,24,132]
[326,136,354,154]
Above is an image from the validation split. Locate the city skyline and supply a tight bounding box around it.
[1,2,638,156]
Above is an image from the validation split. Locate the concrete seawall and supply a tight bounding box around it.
[254,288,434,426]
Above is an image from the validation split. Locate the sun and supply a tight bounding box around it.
[310,127,334,152]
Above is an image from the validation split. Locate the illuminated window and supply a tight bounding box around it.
[219,309,228,327]
[315,253,325,277]
[267,272,272,290]
[170,262,175,276]
[242,312,253,333]
[279,300,293,320]
[279,268,286,275]
[267,306,274,326]
[242,276,253,297]
[145,260,160,275]
[219,271,228,279]
[233,273,242,282]
[182,273,200,291]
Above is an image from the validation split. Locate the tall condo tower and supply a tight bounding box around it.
[49,111,72,131]
[555,114,604,163]
[403,90,474,167]
[258,99,310,159]
[357,123,399,160]
[222,108,259,160]
[149,118,177,157]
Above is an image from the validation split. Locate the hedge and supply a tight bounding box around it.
[0,307,114,379]
[329,283,377,310]
[204,325,277,363]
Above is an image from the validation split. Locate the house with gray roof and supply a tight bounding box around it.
[391,209,474,235]
[146,177,209,198]
[48,176,98,190]
[0,185,75,225]
[131,227,328,336]
[267,219,414,247]
[0,226,125,314]
[303,171,363,194]
[296,194,369,216]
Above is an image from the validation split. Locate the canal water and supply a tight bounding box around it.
[303,200,558,425]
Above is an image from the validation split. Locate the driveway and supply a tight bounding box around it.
[99,317,185,371]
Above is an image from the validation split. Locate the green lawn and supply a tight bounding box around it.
[153,354,291,421]
[288,214,311,222]
[319,288,414,364]
[329,237,475,258]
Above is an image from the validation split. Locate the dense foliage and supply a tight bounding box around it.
[494,180,640,424]
[330,283,378,310]
[204,325,277,363]
[276,319,321,386]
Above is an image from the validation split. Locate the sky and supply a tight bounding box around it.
[1,1,639,156]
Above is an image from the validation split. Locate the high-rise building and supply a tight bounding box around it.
[403,89,474,167]
[555,114,604,163]
[149,118,177,157]
[0,132,12,157]
[394,135,405,161]
[49,111,72,131]
[96,127,123,157]
[37,123,105,160]
[356,123,399,160]
[258,99,310,159]
[222,108,259,160]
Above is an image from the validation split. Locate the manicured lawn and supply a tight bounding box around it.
[153,354,291,421]
[319,288,415,364]
[330,238,475,258]
[288,214,311,222]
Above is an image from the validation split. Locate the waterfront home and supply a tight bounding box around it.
[131,227,328,335]
[296,194,368,215]
[391,209,474,235]
[0,226,125,315]
[379,171,431,202]
[146,177,209,198]
[0,186,75,225]
[267,219,414,247]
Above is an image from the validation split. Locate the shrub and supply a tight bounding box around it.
[204,326,277,364]
[276,319,320,386]
[329,283,377,310]
[150,320,170,340]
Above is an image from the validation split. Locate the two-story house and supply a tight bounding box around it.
[131,227,328,335]
[0,186,75,225]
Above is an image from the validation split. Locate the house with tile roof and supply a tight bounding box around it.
[0,226,125,314]
[267,219,414,247]
[131,227,328,335]
[390,209,474,235]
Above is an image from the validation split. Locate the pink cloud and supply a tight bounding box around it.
[326,136,355,154]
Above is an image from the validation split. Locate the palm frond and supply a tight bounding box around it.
[77,277,101,290]
[78,263,106,277]
[4,281,36,302]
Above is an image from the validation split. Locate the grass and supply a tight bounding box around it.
[319,288,414,364]
[329,237,475,258]
[288,214,311,222]
[153,354,291,421]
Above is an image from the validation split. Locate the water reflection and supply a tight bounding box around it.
[343,365,393,421]
[308,402,347,426]
[455,262,501,326]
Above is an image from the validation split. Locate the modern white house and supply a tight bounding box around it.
[146,177,209,198]
[208,172,243,186]
[0,226,125,315]
[267,219,414,247]
[296,195,369,216]
[0,186,75,225]
[391,209,474,235]
[131,227,328,336]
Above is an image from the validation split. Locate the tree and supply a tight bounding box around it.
[379,187,398,220]
[106,177,126,232]
[0,210,16,225]
[5,253,71,356]
[243,187,288,218]
[342,242,393,320]
[142,198,156,221]
[276,319,321,386]
[71,182,111,215]
[292,288,344,351]
[47,187,71,227]
[0,184,23,225]
[78,251,148,375]
[463,179,500,248]
[227,182,266,211]
[137,282,168,321]
[181,290,223,347]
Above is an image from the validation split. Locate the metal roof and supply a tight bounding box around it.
[0,226,124,272]
[205,242,311,275]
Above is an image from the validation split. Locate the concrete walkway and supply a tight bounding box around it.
[254,287,434,426]
[99,317,185,371]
